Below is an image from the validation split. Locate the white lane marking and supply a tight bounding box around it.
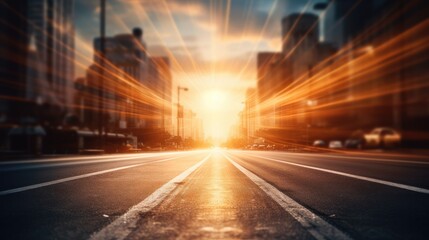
[232,150,429,165]
[0,151,194,165]
[240,153,429,194]
[312,154,429,165]
[0,154,156,165]
[90,154,211,240]
[0,155,190,196]
[224,154,352,240]
[0,154,185,172]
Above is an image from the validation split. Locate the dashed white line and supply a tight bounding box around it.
[0,155,188,196]
[90,154,211,240]
[224,154,352,240]
[241,153,429,194]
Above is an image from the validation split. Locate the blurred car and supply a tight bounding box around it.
[313,140,327,147]
[258,144,266,150]
[364,127,401,149]
[344,130,365,149]
[250,144,259,150]
[266,144,277,150]
[329,140,343,149]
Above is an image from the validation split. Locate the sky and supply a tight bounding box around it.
[73,0,328,141]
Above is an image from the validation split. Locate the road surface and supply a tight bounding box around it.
[1,149,428,239]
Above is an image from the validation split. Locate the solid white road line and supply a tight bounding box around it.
[284,152,429,165]
[0,151,193,165]
[224,154,352,240]
[90,154,211,240]
[0,154,186,172]
[232,150,429,165]
[241,153,429,194]
[310,154,429,165]
[0,155,188,196]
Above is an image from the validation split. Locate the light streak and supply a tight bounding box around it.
[1,1,428,144]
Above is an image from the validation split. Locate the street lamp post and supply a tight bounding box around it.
[177,86,188,139]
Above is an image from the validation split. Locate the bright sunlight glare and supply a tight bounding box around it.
[182,72,253,143]
[203,90,227,110]
[197,88,239,143]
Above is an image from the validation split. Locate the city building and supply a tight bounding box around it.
[148,57,173,133]
[256,11,339,145]
[326,0,429,146]
[182,109,203,142]
[0,0,75,123]
[27,0,75,114]
[75,28,176,148]
[0,0,75,153]
[256,52,282,129]
[244,88,257,141]
[79,28,149,133]
[0,1,30,125]
[282,13,319,56]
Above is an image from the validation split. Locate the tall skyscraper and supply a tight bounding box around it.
[87,28,150,131]
[0,0,75,124]
[281,13,319,55]
[27,0,75,113]
[0,1,30,123]
[0,0,75,153]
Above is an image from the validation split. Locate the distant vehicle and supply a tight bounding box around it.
[313,140,327,147]
[258,144,266,150]
[344,130,365,149]
[364,127,401,149]
[251,144,259,150]
[329,140,343,149]
[266,144,276,150]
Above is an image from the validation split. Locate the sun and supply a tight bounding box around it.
[203,90,227,110]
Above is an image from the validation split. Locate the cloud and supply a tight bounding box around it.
[182,35,198,43]
[195,20,218,32]
[149,44,201,57]
[139,0,207,17]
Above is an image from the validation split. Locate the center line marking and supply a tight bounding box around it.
[240,153,429,194]
[90,154,211,240]
[0,155,192,196]
[224,153,352,240]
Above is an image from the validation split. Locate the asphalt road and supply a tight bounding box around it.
[1,149,428,239]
